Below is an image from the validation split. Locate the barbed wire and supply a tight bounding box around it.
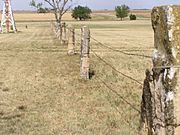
[90,35,152,59]
[65,27,151,58]
[94,75,141,113]
[91,49,143,86]
[70,28,143,86]
[53,25,144,87]
[72,29,142,109]
[153,65,180,69]
[52,24,142,133]
[93,76,140,133]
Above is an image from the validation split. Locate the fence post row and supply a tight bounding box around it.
[140,5,180,135]
[80,26,90,79]
[67,25,75,55]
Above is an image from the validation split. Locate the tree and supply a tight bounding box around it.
[30,0,43,13]
[115,5,130,20]
[30,0,73,24]
[129,14,136,20]
[72,5,92,21]
[44,0,72,24]
[30,0,50,13]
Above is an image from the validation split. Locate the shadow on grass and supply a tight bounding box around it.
[89,69,95,79]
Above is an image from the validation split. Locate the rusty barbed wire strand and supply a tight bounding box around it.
[153,65,180,69]
[72,29,152,55]
[94,75,141,113]
[92,76,140,133]
[71,30,143,86]
[91,49,143,86]
[90,35,151,59]
[54,25,142,133]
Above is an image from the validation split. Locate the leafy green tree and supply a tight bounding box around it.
[30,0,50,13]
[30,0,44,13]
[129,14,136,20]
[72,5,92,21]
[115,5,130,20]
[38,7,50,13]
[30,0,36,7]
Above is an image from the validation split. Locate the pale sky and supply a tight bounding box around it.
[10,0,180,10]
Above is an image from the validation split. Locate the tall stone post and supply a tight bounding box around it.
[67,25,75,55]
[140,5,180,135]
[80,26,90,79]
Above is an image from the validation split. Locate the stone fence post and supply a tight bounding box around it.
[80,26,90,79]
[140,5,180,135]
[67,25,75,55]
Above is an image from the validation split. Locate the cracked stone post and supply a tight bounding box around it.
[140,5,180,135]
[67,25,75,55]
[80,26,90,79]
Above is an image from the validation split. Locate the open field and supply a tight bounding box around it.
[0,19,153,134]
[0,10,151,22]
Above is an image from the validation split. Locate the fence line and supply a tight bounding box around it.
[51,23,144,134]
[68,28,152,58]
[68,26,143,86]
[70,29,146,87]
[68,27,151,56]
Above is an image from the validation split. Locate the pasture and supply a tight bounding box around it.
[0,13,153,135]
[0,10,151,22]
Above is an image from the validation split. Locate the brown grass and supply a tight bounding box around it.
[0,19,153,135]
[0,10,151,22]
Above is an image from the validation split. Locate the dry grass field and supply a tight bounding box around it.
[0,13,153,135]
[0,10,151,22]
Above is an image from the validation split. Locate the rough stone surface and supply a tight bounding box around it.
[141,5,180,135]
[80,26,90,79]
[67,26,75,55]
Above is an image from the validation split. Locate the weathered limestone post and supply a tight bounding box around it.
[67,25,75,55]
[62,22,68,44]
[80,26,90,79]
[140,5,180,135]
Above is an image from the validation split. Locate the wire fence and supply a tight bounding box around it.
[93,76,140,134]
[52,24,147,134]
[91,49,143,86]
[90,35,152,59]
[73,28,144,133]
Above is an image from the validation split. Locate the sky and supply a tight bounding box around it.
[9,0,180,10]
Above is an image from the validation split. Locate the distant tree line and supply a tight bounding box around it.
[115,5,137,20]
[30,0,50,13]
[72,5,92,21]
[30,1,136,21]
[71,4,136,21]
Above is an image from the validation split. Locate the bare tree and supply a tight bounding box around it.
[44,0,72,25]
